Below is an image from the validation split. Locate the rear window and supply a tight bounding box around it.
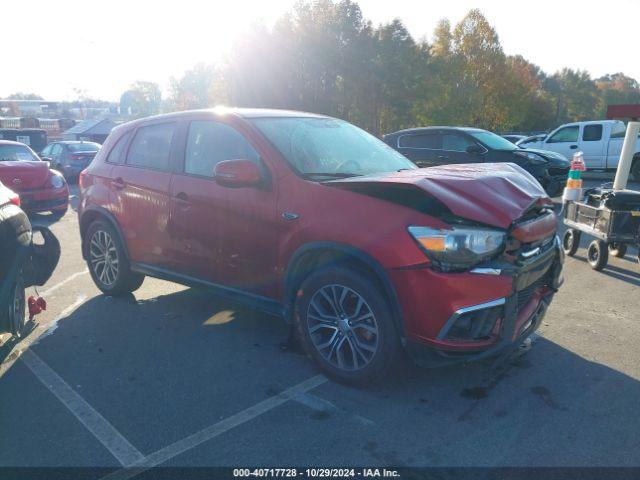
[583,124,603,142]
[0,144,38,162]
[126,123,175,171]
[68,142,100,152]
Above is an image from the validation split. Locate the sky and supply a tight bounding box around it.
[2,0,638,101]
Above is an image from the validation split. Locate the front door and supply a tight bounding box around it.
[543,125,580,161]
[441,132,480,164]
[169,118,279,297]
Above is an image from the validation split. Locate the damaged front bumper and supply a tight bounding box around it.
[405,236,564,368]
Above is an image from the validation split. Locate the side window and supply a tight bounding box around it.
[442,133,475,152]
[41,145,52,156]
[126,123,175,171]
[106,131,131,164]
[548,126,578,143]
[184,121,259,177]
[398,133,440,149]
[583,124,603,142]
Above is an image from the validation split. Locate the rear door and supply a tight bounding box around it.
[578,123,606,168]
[396,131,442,167]
[110,121,177,268]
[543,125,579,160]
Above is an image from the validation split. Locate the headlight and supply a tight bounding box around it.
[50,172,65,189]
[514,151,547,165]
[408,225,506,271]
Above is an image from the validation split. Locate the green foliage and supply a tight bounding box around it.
[120,81,162,117]
[137,1,640,134]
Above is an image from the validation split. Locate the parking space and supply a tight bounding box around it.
[1,181,640,476]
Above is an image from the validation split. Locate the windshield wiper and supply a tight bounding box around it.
[301,172,362,180]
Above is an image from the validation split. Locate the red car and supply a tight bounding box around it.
[0,140,69,216]
[78,109,564,384]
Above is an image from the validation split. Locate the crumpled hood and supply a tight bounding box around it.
[0,161,50,190]
[327,163,550,229]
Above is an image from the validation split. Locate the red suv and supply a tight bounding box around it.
[78,109,563,384]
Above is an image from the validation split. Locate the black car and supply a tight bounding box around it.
[383,127,570,196]
[40,140,101,180]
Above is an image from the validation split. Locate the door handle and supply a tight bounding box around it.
[112,177,125,190]
[175,192,191,210]
[437,155,449,160]
[570,145,578,149]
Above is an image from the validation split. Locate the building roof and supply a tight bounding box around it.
[63,118,117,135]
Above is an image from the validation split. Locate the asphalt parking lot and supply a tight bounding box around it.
[1,180,640,477]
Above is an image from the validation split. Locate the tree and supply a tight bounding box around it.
[120,81,162,117]
[169,64,223,111]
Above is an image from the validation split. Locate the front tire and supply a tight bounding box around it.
[294,266,400,386]
[85,220,144,295]
[587,240,608,271]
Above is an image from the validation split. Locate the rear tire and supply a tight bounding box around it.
[85,220,144,295]
[294,266,400,386]
[608,243,627,258]
[562,229,581,256]
[587,240,608,271]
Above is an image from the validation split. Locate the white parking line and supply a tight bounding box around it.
[21,349,145,466]
[40,269,89,297]
[100,374,328,480]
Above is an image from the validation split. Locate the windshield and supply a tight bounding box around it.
[251,117,416,178]
[468,130,518,151]
[0,144,39,162]
[68,142,100,152]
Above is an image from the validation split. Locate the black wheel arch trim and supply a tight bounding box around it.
[79,205,130,261]
[283,241,406,341]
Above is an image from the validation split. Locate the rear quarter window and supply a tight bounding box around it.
[106,131,132,164]
[126,123,175,171]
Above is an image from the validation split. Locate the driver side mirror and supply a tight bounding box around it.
[214,159,263,188]
[466,145,485,155]
[41,156,52,162]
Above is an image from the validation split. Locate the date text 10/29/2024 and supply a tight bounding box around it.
[233,469,401,478]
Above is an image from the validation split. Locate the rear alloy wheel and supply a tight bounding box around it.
[587,240,608,271]
[562,229,581,257]
[295,267,400,386]
[608,243,627,258]
[8,273,26,337]
[86,220,144,295]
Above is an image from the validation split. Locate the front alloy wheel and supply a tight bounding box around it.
[9,274,26,337]
[307,284,379,371]
[295,266,400,385]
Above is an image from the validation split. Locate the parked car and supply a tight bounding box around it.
[40,140,101,181]
[383,127,570,196]
[518,120,640,179]
[0,140,69,216]
[79,109,564,385]
[0,181,61,337]
[516,134,547,148]
[502,134,526,144]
